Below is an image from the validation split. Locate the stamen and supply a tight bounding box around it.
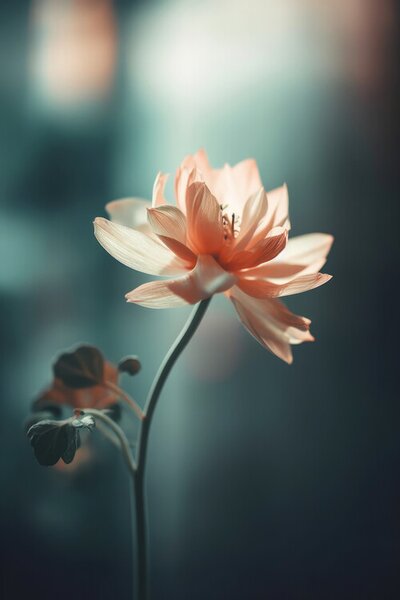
[221,208,240,242]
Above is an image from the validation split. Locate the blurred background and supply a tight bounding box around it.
[1,0,399,598]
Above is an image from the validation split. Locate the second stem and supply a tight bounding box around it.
[133,298,211,600]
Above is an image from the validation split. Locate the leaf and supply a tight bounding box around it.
[28,421,71,466]
[53,346,104,389]
[25,412,60,434]
[118,356,141,376]
[27,414,95,466]
[61,427,80,464]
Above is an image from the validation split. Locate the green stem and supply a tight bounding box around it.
[134,298,211,599]
[95,420,122,450]
[103,380,144,421]
[83,408,136,475]
[88,408,138,599]
[86,409,139,599]
[87,299,211,599]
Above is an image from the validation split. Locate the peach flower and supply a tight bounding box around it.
[36,361,120,410]
[94,150,333,363]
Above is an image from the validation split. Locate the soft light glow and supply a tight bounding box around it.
[30,0,117,110]
[128,0,338,110]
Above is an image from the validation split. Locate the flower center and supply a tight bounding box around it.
[220,204,239,243]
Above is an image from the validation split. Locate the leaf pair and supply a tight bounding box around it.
[27,414,95,466]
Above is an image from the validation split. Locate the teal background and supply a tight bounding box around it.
[1,1,399,598]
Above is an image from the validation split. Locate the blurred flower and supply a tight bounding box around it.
[35,345,119,410]
[95,151,333,363]
[36,361,119,410]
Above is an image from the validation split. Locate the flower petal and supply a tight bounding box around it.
[94,217,190,276]
[233,187,268,252]
[208,160,262,217]
[265,184,290,230]
[236,272,332,298]
[126,280,194,308]
[126,255,236,308]
[180,148,211,172]
[240,232,333,283]
[152,172,169,208]
[278,273,332,297]
[179,151,262,217]
[157,236,197,265]
[174,166,203,213]
[206,159,263,216]
[276,233,334,265]
[147,205,187,244]
[228,287,314,363]
[226,227,288,271]
[106,198,152,233]
[186,182,224,254]
[230,159,263,212]
[243,184,290,249]
[237,258,327,283]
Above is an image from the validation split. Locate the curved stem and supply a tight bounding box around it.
[85,408,138,599]
[133,469,146,599]
[83,408,137,475]
[133,298,211,599]
[138,298,211,465]
[103,381,144,421]
[95,420,123,450]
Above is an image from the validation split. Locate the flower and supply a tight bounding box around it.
[33,345,142,421]
[35,361,119,410]
[35,346,120,410]
[94,150,333,363]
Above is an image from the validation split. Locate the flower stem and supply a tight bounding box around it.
[103,380,144,421]
[83,408,136,475]
[88,300,211,598]
[133,298,211,599]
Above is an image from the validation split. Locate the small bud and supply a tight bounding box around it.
[118,356,141,376]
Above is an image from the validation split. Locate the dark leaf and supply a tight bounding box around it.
[25,411,60,434]
[53,345,104,388]
[61,427,80,464]
[27,414,95,467]
[118,356,141,376]
[28,421,70,466]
